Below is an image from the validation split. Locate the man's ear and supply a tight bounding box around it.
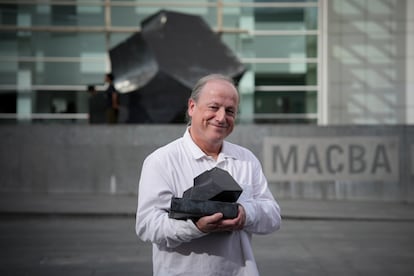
[188,98,195,116]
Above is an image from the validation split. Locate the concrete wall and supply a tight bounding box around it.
[1,125,413,202]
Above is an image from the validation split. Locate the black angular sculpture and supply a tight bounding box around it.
[109,10,245,123]
[169,167,243,220]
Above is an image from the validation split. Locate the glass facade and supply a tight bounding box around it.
[0,0,320,124]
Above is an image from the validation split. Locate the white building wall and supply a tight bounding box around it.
[406,0,414,124]
[327,0,413,124]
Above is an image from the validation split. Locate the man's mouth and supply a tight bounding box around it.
[209,122,227,129]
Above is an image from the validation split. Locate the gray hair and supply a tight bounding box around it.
[186,74,237,124]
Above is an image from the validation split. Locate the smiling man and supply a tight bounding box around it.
[136,74,281,276]
[187,74,238,160]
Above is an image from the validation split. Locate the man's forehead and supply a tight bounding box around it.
[201,80,238,96]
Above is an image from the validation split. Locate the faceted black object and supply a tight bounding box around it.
[169,167,243,220]
[183,167,242,201]
[109,10,245,123]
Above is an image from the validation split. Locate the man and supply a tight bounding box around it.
[87,85,107,124]
[136,74,281,276]
[104,73,119,124]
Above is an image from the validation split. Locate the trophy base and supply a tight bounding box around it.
[169,197,239,220]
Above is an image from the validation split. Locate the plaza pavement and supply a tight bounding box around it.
[1,193,414,276]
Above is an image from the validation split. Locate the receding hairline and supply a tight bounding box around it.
[190,74,238,102]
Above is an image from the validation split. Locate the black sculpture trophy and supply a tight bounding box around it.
[169,167,243,220]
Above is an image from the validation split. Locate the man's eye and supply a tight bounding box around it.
[209,106,219,110]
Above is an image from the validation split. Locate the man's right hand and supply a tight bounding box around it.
[195,213,224,233]
[195,205,246,233]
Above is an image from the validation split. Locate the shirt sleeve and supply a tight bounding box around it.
[135,153,207,248]
[238,156,282,234]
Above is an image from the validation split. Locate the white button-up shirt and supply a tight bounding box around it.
[136,128,281,276]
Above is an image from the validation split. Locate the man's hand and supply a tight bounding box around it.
[195,204,246,233]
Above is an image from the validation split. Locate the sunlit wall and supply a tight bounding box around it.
[327,0,414,124]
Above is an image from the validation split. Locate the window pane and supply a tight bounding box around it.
[0,92,16,113]
[254,90,317,124]
[0,61,18,85]
[109,33,134,48]
[221,34,318,59]
[111,6,216,28]
[255,7,318,31]
[1,32,106,57]
[221,33,243,57]
[254,91,316,114]
[0,4,105,27]
[36,90,79,113]
[252,35,317,58]
[33,62,105,85]
[254,63,317,85]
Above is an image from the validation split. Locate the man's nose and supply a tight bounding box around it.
[215,108,226,121]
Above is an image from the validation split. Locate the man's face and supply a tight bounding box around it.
[188,79,239,148]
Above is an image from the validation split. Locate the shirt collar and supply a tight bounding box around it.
[183,127,237,160]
